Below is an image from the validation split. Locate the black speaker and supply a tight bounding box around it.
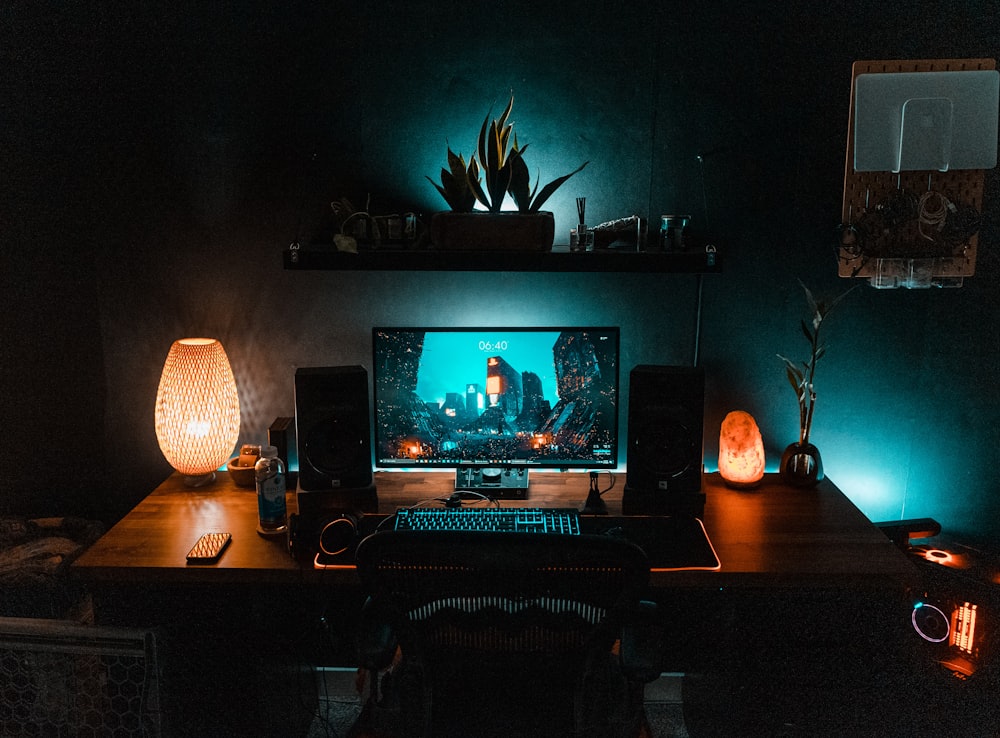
[267,416,298,490]
[622,364,705,515]
[294,366,377,515]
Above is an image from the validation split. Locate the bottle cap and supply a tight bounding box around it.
[261,445,278,458]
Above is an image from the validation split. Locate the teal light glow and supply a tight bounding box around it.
[822,465,901,524]
[797,360,921,525]
[473,193,518,212]
[382,89,595,244]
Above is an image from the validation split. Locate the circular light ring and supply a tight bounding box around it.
[924,548,954,564]
[319,515,358,556]
[913,546,971,569]
[911,602,950,643]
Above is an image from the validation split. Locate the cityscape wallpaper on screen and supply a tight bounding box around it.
[373,328,619,469]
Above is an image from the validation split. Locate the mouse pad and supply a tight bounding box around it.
[313,513,721,571]
[582,516,721,571]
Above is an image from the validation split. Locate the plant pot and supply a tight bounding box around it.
[779,441,824,487]
[430,211,555,251]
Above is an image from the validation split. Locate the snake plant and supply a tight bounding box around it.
[428,94,587,213]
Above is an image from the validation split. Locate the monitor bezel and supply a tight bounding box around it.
[371,325,621,471]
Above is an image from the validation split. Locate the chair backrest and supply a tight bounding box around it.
[356,529,649,659]
[355,530,651,737]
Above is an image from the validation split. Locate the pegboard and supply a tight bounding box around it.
[840,58,996,284]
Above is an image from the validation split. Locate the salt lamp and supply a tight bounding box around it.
[718,410,765,488]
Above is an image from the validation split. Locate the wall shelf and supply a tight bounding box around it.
[282,246,721,273]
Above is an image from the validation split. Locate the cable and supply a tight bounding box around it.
[289,152,318,250]
[691,152,713,368]
[917,190,953,241]
[693,273,704,367]
[453,490,498,506]
[443,490,497,508]
[942,203,981,245]
[645,44,660,228]
[580,471,616,515]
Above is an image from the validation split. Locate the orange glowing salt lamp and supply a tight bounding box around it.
[718,410,765,488]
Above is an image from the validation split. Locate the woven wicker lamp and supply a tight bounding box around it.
[154,338,241,487]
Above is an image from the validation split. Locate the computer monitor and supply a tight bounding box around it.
[372,327,619,496]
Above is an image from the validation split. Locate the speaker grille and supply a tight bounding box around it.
[295,366,374,492]
[630,417,700,480]
[303,417,368,479]
[624,365,704,508]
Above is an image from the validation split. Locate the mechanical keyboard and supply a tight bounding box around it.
[393,507,581,535]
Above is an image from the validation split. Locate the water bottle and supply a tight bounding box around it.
[255,445,287,535]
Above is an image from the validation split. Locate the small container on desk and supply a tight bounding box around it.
[659,214,691,252]
[570,225,595,251]
[255,445,287,536]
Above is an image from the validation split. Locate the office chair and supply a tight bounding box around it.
[354,529,660,738]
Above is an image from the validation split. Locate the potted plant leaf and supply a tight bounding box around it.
[777,280,857,487]
[427,94,588,251]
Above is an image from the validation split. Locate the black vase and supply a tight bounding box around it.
[779,441,824,487]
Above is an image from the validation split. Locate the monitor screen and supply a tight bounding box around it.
[372,327,619,470]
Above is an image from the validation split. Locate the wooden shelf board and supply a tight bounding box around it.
[283,246,722,273]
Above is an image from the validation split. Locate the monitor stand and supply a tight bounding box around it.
[454,466,529,499]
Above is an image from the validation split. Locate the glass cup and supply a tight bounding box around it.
[570,226,594,252]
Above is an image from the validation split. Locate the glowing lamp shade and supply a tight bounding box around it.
[718,410,765,489]
[154,338,241,486]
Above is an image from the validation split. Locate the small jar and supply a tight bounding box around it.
[659,215,691,252]
[570,224,594,252]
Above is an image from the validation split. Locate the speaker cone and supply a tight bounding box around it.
[304,418,365,477]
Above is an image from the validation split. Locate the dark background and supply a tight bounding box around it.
[3,1,998,542]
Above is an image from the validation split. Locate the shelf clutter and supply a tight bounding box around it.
[839,58,997,288]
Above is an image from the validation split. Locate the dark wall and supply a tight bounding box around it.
[3,2,998,540]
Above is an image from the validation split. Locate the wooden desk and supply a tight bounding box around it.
[73,471,916,589]
[71,472,923,736]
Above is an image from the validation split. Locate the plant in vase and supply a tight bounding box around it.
[777,280,857,487]
[427,93,588,250]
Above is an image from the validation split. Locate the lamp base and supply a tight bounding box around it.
[182,471,217,488]
[721,478,763,490]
